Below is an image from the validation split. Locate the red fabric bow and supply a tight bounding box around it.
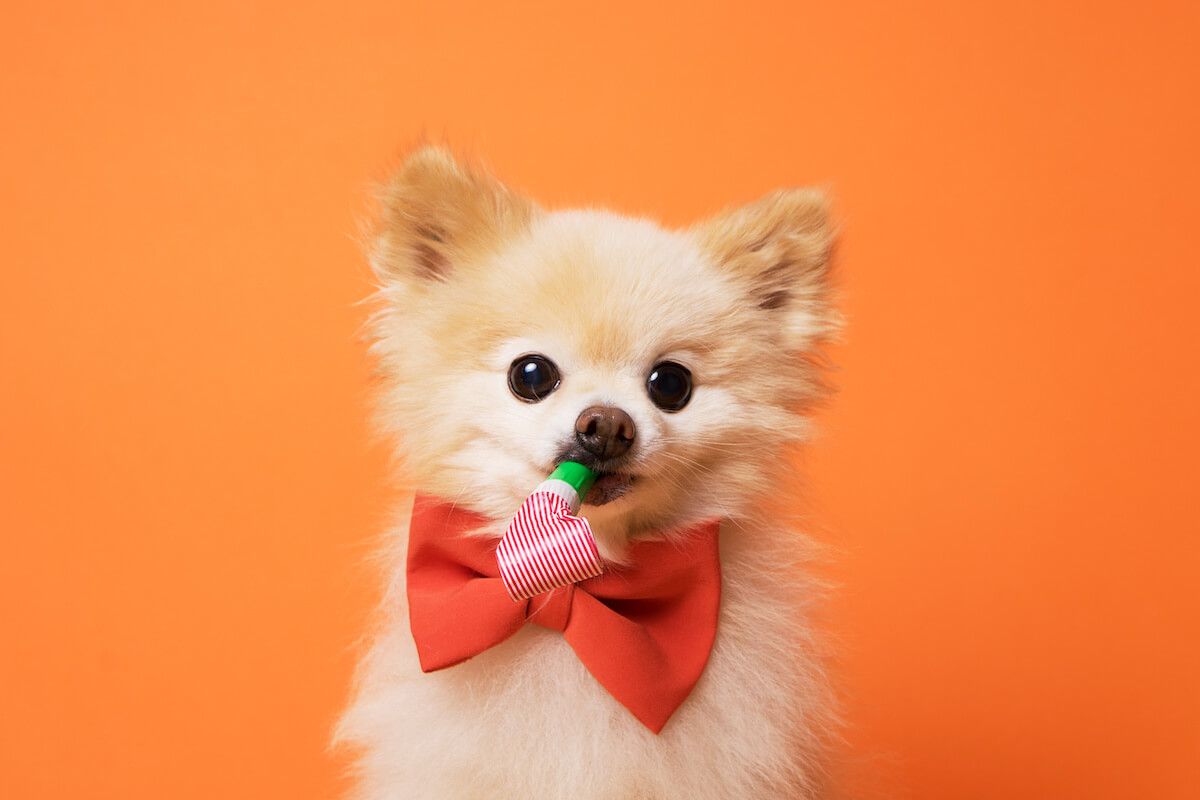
[406,496,722,734]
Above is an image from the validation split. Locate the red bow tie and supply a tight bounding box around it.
[406,496,722,733]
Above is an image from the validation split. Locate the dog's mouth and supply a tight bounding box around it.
[553,444,639,507]
[584,472,635,507]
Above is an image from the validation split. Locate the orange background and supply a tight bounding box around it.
[2,1,1197,797]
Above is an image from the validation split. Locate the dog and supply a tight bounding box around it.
[336,146,839,799]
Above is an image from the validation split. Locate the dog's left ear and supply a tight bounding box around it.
[370,146,538,290]
[694,188,837,349]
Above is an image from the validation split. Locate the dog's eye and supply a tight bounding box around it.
[508,355,562,403]
[646,361,693,412]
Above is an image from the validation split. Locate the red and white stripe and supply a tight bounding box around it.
[496,490,604,601]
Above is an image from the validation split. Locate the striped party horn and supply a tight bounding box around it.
[495,462,604,601]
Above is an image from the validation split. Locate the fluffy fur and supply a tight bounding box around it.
[336,147,840,799]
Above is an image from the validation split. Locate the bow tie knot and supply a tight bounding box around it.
[528,585,574,632]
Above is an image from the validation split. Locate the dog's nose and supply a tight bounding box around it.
[575,406,636,461]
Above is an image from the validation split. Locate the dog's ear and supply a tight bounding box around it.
[370,146,537,286]
[694,188,838,348]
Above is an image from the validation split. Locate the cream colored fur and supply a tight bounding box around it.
[336,147,839,799]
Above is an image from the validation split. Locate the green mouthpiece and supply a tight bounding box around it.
[548,461,598,499]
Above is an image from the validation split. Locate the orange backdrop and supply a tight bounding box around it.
[3,1,1197,797]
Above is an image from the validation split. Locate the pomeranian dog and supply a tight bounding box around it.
[336,146,839,799]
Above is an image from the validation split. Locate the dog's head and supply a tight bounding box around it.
[368,147,836,546]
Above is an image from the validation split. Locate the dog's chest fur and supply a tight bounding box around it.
[337,518,831,800]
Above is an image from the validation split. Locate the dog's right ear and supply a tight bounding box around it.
[370,147,537,286]
[693,187,838,350]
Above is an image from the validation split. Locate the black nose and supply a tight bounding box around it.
[575,406,636,461]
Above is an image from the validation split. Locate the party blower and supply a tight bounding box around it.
[495,462,605,601]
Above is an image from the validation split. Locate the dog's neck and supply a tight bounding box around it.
[580,499,716,563]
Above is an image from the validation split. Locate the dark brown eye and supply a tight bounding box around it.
[508,355,561,402]
[647,361,692,412]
